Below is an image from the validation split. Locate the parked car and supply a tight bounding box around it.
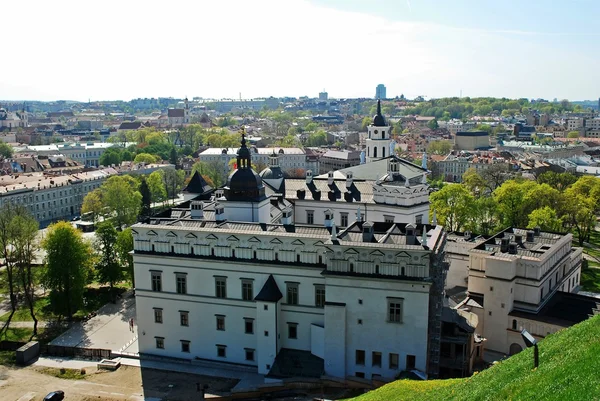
[44,391,65,401]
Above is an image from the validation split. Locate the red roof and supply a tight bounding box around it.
[168,109,185,118]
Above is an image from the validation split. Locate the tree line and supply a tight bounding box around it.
[430,171,600,246]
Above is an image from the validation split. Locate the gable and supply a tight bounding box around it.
[370,250,385,257]
[227,235,239,242]
[166,231,177,238]
[248,236,261,243]
[206,234,218,240]
[291,239,305,246]
[270,238,283,245]
[147,230,157,236]
[185,233,197,239]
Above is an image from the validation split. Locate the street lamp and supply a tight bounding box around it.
[521,329,539,368]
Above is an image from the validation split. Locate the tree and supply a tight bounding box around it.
[481,163,510,191]
[493,180,536,228]
[100,175,142,228]
[42,221,93,320]
[139,177,152,218]
[99,147,122,167]
[563,193,596,246]
[0,142,14,159]
[466,197,498,236]
[537,171,577,192]
[567,131,580,139]
[162,167,185,203]
[430,184,474,232]
[427,119,439,130]
[462,168,488,195]
[147,170,167,205]
[528,207,563,232]
[427,140,453,155]
[306,130,328,147]
[81,189,103,222]
[169,147,178,166]
[134,153,160,164]
[192,161,226,188]
[94,222,123,301]
[116,228,134,287]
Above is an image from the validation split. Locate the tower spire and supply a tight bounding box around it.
[377,99,382,116]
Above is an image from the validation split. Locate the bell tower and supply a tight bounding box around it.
[366,100,392,163]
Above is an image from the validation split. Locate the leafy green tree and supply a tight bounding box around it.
[81,189,103,222]
[0,142,14,158]
[306,130,328,147]
[162,167,185,203]
[466,197,498,235]
[116,228,134,287]
[94,222,123,300]
[42,221,93,320]
[430,184,474,231]
[562,193,596,246]
[192,161,225,187]
[528,207,563,232]
[169,147,178,166]
[147,170,167,205]
[481,163,510,191]
[567,131,580,139]
[99,147,122,167]
[134,153,159,164]
[100,175,142,228]
[493,180,536,228]
[427,140,453,155]
[139,178,152,218]
[462,168,488,195]
[427,119,439,130]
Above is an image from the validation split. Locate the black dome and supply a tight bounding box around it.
[372,99,386,127]
[224,129,267,202]
[260,166,283,180]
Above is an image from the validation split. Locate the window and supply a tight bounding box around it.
[387,298,403,323]
[181,340,190,353]
[307,210,314,225]
[315,285,325,308]
[155,337,164,349]
[215,277,227,298]
[217,345,226,358]
[176,274,187,294]
[389,353,399,369]
[372,352,382,367]
[245,348,255,361]
[216,315,225,331]
[357,319,363,325]
[341,213,348,227]
[356,372,365,378]
[512,319,517,330]
[541,287,545,299]
[264,331,269,337]
[356,349,365,365]
[180,311,189,327]
[151,272,162,292]
[286,283,299,305]
[244,318,254,334]
[288,323,298,339]
[263,304,268,311]
[241,279,254,301]
[384,215,394,224]
[406,355,416,370]
[415,214,423,225]
[154,308,163,324]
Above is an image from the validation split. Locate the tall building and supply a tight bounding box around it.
[319,91,328,101]
[133,132,448,382]
[366,100,393,163]
[375,84,387,100]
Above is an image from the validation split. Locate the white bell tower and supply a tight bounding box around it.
[366,99,392,163]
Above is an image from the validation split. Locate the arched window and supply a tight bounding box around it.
[382,147,386,158]
[401,266,405,276]
[368,147,370,157]
[297,254,301,263]
[350,263,354,272]
[512,319,517,330]
[318,255,323,265]
[373,147,377,158]
[253,250,257,259]
[375,265,380,274]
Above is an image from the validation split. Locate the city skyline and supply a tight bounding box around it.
[2,0,599,102]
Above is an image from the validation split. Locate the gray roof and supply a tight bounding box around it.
[316,156,426,181]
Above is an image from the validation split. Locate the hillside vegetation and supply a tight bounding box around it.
[347,314,600,401]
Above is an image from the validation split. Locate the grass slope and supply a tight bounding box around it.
[348,315,600,401]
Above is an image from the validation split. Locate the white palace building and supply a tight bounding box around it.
[132,121,449,381]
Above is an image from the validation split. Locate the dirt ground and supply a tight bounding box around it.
[0,364,239,401]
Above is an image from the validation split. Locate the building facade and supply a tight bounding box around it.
[366,100,393,164]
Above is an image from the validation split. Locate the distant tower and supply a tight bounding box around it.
[366,100,392,163]
[422,151,427,170]
[184,97,190,124]
[375,84,387,100]
[319,90,328,101]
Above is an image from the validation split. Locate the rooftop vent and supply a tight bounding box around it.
[526,231,535,243]
[508,242,518,255]
[500,238,510,253]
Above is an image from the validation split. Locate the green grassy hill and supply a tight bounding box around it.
[348,314,600,401]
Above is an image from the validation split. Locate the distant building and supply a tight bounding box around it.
[318,91,328,101]
[198,147,307,177]
[454,131,491,151]
[167,98,190,127]
[375,84,386,100]
[318,150,361,174]
[366,100,393,163]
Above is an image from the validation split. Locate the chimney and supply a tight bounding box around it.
[305,170,313,184]
[362,222,374,243]
[324,209,333,227]
[346,172,353,188]
[515,234,523,244]
[281,207,292,225]
[534,226,541,236]
[190,201,204,220]
[406,223,416,244]
[328,191,336,201]
[328,171,334,186]
[215,203,225,222]
[500,238,510,253]
[526,231,535,242]
[313,189,321,200]
[464,231,471,240]
[508,242,518,255]
[296,189,306,199]
[344,192,353,202]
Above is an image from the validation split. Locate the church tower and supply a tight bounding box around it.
[184,97,190,124]
[366,100,392,163]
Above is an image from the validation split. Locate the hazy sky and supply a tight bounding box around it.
[2,0,599,101]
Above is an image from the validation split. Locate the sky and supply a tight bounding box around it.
[2,0,600,102]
